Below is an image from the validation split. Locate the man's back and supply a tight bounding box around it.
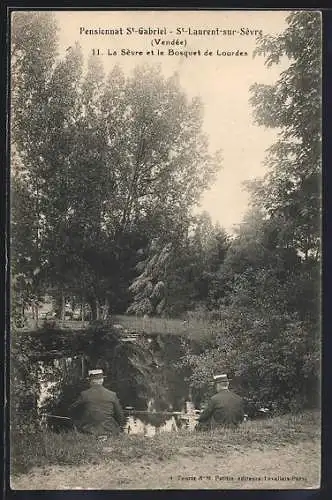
[211,389,244,425]
[198,389,244,428]
[71,385,124,435]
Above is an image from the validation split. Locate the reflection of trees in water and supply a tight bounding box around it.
[38,356,87,420]
[32,325,192,426]
[124,413,198,435]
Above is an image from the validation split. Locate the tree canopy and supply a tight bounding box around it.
[11,12,222,318]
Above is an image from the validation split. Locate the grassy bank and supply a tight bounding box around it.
[11,411,320,476]
[19,315,215,340]
[113,315,215,340]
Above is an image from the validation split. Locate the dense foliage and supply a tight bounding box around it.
[180,11,321,411]
[10,329,41,438]
[11,12,221,319]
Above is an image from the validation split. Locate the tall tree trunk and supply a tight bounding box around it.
[81,299,84,324]
[96,298,100,320]
[61,291,65,322]
[89,298,97,321]
[104,296,110,320]
[81,356,85,378]
[35,302,39,326]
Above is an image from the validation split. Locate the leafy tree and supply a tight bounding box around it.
[102,66,222,315]
[42,51,111,317]
[127,239,173,316]
[127,213,230,317]
[187,213,230,310]
[101,65,221,236]
[248,10,321,326]
[40,44,84,293]
[11,12,59,313]
[248,10,321,262]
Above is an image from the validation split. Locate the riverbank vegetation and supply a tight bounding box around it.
[11,410,320,475]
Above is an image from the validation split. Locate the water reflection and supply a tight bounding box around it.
[124,408,199,436]
[37,357,199,434]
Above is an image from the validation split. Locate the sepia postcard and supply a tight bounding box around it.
[9,9,321,491]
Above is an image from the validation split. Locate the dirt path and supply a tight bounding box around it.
[11,440,320,490]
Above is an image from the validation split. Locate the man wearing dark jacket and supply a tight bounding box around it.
[197,374,244,430]
[69,369,124,436]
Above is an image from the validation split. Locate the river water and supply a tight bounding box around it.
[37,357,199,435]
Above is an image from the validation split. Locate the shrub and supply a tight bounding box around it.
[10,329,42,473]
[179,303,320,412]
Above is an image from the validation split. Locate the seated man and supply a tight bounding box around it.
[69,369,124,436]
[197,374,244,430]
